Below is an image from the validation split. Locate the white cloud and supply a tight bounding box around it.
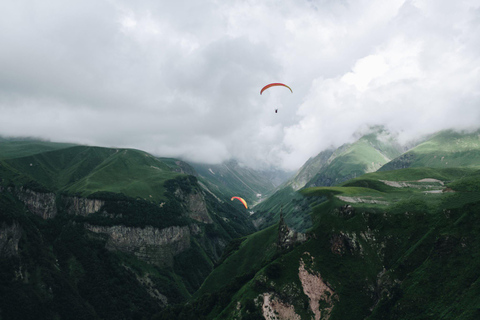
[0,0,479,171]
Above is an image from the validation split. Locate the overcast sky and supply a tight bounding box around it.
[1,0,479,170]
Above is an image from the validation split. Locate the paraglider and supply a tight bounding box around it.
[260,83,292,113]
[260,83,293,95]
[231,196,248,209]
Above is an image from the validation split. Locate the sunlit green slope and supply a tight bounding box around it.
[163,166,480,319]
[0,145,181,202]
[251,131,402,231]
[306,132,403,187]
[380,129,480,171]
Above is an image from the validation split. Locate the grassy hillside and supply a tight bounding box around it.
[0,145,181,202]
[286,148,335,191]
[195,223,280,297]
[307,132,403,187]
[167,166,480,319]
[250,186,314,232]
[190,160,290,207]
[0,138,76,160]
[251,130,402,232]
[380,129,480,171]
[0,140,259,319]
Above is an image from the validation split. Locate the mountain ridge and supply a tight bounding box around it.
[251,129,403,231]
[2,129,480,319]
[0,141,259,318]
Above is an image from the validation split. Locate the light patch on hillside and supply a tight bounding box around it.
[261,293,301,320]
[337,196,389,205]
[299,254,338,320]
[380,178,444,189]
[198,181,223,203]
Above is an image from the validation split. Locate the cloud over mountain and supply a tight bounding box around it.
[1,0,479,170]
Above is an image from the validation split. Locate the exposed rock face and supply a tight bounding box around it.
[336,196,389,205]
[187,192,212,223]
[299,254,338,320]
[0,221,22,257]
[85,224,191,267]
[247,246,340,319]
[277,215,307,250]
[330,234,353,256]
[64,196,105,216]
[380,178,444,190]
[13,189,105,218]
[331,230,371,257]
[335,204,355,219]
[261,293,301,320]
[15,188,57,219]
[137,272,169,306]
[175,188,212,224]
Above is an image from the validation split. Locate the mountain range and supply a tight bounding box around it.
[1,128,480,319]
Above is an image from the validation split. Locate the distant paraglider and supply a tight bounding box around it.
[231,196,248,209]
[260,83,293,113]
[260,83,293,95]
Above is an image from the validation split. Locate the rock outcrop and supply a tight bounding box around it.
[277,214,307,250]
[261,293,301,320]
[0,221,22,257]
[174,188,212,224]
[11,187,106,219]
[299,254,338,320]
[64,196,105,216]
[85,224,191,267]
[15,188,57,219]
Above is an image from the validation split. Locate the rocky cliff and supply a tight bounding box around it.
[277,214,307,250]
[64,196,105,216]
[15,187,57,219]
[174,187,212,224]
[85,224,191,267]
[12,188,108,219]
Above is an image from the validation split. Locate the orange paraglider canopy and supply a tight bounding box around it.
[231,196,248,209]
[260,83,293,95]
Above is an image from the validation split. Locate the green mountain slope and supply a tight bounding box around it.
[380,129,480,171]
[307,131,403,187]
[251,130,402,231]
[0,141,257,319]
[0,138,76,160]
[195,223,280,297]
[166,167,480,319]
[1,145,180,202]
[288,148,335,191]
[190,160,291,208]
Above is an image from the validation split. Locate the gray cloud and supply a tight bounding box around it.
[1,0,479,170]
